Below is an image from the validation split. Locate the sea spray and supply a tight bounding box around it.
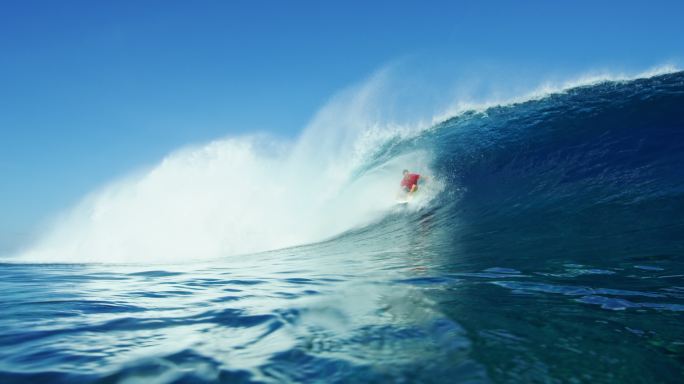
[16,74,435,263]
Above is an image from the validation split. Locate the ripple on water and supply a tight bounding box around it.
[491,281,684,312]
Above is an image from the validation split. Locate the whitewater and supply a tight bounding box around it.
[14,70,443,264]
[1,68,683,383]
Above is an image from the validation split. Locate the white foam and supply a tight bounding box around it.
[16,73,434,263]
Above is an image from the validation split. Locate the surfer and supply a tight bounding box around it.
[400,169,420,196]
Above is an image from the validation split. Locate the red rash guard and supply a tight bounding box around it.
[401,173,420,190]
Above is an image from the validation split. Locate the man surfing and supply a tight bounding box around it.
[399,169,421,200]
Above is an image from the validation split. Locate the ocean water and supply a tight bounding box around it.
[2,71,684,383]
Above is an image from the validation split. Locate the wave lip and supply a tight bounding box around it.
[430,64,681,125]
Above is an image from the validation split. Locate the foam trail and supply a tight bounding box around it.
[15,72,433,264]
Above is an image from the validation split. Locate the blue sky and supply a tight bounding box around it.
[1,0,683,253]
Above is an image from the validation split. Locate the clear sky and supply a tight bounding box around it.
[1,0,683,253]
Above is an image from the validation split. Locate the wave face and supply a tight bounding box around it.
[1,72,684,383]
[423,70,684,269]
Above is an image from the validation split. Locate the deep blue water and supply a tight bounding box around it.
[2,72,684,383]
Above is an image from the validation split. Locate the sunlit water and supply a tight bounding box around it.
[2,227,683,383]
